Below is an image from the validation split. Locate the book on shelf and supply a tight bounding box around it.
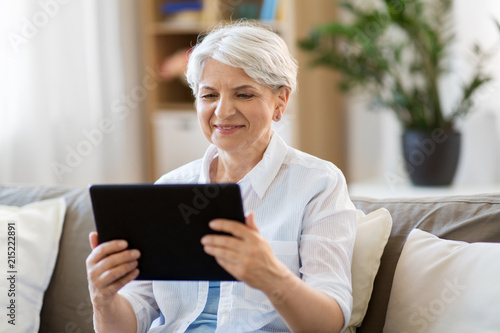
[234,1,260,20]
[161,1,203,14]
[161,1,203,24]
[260,0,280,21]
[160,0,284,25]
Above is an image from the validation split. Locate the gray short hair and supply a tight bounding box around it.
[186,21,298,96]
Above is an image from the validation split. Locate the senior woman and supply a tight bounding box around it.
[86,22,356,333]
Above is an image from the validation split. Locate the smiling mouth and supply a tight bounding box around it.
[215,125,244,130]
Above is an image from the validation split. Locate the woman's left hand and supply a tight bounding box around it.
[201,212,287,292]
[202,212,345,333]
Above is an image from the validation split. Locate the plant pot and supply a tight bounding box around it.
[402,129,461,186]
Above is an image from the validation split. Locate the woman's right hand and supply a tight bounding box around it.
[85,232,141,309]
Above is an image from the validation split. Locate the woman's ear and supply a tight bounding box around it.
[274,86,291,121]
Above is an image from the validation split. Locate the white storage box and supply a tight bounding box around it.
[153,111,210,178]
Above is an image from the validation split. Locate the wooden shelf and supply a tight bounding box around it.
[156,102,196,111]
[149,21,211,35]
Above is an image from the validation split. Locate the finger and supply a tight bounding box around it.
[201,234,241,250]
[93,249,141,278]
[209,219,254,239]
[86,240,129,267]
[89,249,140,287]
[97,259,140,291]
[213,255,250,282]
[89,231,99,250]
[203,244,241,265]
[107,268,141,295]
[245,211,259,232]
[213,256,234,273]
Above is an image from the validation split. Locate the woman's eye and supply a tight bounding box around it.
[238,94,253,99]
[201,94,217,99]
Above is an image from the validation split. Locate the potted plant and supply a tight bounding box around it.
[299,0,499,186]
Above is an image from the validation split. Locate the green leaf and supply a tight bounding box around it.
[472,43,482,55]
[339,1,361,16]
[493,18,500,33]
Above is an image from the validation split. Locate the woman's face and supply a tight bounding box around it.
[196,59,286,156]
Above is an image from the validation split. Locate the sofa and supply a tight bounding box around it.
[0,184,499,332]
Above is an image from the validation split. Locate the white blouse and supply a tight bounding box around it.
[119,132,357,333]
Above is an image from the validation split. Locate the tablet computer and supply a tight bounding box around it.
[89,183,245,281]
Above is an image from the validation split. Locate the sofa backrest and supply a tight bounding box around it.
[351,193,500,333]
[3,185,499,333]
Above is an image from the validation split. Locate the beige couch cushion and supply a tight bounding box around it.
[346,208,392,332]
[352,193,500,333]
[384,228,500,332]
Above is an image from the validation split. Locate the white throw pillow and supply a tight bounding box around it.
[384,228,500,333]
[0,198,66,333]
[344,208,392,333]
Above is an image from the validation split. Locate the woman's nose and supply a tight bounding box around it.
[214,96,235,119]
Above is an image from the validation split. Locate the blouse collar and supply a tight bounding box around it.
[199,131,288,199]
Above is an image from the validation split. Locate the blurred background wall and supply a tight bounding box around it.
[1,0,499,189]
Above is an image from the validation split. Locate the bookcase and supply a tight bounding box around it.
[140,0,295,180]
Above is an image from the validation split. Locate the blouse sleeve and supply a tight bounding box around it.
[299,167,357,329]
[118,281,160,333]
